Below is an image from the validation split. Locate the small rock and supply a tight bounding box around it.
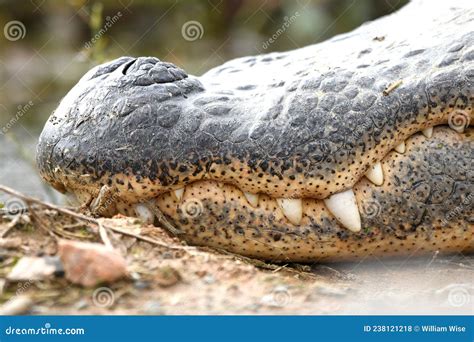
[203,274,216,284]
[154,266,181,287]
[161,251,174,259]
[133,280,151,290]
[195,270,207,278]
[58,240,128,287]
[73,299,89,310]
[7,256,63,281]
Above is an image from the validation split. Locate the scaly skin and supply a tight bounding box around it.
[147,127,472,262]
[36,1,473,261]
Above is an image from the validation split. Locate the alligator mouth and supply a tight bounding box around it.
[93,121,470,229]
[77,123,471,261]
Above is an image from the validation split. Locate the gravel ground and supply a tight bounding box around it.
[0,214,471,315]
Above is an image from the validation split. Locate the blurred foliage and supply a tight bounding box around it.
[0,0,408,134]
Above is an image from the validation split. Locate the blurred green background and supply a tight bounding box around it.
[0,0,407,200]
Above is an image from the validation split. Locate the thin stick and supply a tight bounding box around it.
[0,184,184,251]
[98,221,114,249]
[106,225,186,251]
[2,214,21,237]
[383,80,403,96]
[0,185,96,225]
[144,201,183,236]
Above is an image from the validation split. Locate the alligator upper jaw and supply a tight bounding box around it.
[37,58,474,208]
[41,100,472,236]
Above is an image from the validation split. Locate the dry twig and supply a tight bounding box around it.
[0,184,185,251]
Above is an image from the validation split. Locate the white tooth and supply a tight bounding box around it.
[173,187,184,202]
[394,141,406,154]
[422,127,433,138]
[324,189,361,232]
[243,192,259,207]
[365,162,384,186]
[276,198,302,225]
[134,203,155,224]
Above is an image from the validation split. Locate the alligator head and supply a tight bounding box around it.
[37,1,473,261]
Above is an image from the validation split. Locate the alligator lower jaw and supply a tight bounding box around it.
[92,125,472,262]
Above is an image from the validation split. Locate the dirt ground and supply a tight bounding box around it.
[0,210,472,315]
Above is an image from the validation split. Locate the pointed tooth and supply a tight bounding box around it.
[173,187,184,202]
[134,203,155,224]
[324,189,361,232]
[365,162,384,186]
[394,141,406,154]
[276,198,302,225]
[243,192,259,207]
[422,127,433,138]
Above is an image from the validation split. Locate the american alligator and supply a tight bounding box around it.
[37,0,473,261]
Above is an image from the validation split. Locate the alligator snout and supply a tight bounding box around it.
[36,0,473,261]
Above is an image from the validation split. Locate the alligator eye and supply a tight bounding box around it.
[122,59,137,75]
